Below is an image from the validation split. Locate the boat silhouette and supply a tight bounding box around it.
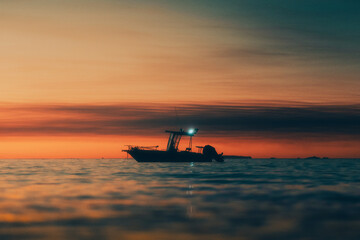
[123,129,224,162]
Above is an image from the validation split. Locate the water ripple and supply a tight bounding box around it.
[0,158,359,240]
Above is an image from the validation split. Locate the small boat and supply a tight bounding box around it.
[123,129,224,162]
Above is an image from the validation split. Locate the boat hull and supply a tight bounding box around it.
[127,149,212,162]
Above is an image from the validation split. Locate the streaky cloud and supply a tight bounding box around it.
[0,102,359,139]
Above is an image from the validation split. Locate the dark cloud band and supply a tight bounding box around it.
[1,102,359,139]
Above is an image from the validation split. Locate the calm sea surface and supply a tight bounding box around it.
[0,158,359,240]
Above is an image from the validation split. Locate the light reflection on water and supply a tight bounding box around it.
[0,158,359,240]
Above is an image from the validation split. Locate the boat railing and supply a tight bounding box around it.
[123,145,159,151]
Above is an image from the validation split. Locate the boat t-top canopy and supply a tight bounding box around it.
[165,128,198,152]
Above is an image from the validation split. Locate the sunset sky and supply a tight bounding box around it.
[0,0,359,158]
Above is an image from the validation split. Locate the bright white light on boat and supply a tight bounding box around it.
[188,129,195,134]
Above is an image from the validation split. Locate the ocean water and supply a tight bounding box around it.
[0,158,359,240]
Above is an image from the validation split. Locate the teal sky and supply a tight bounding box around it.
[162,0,360,64]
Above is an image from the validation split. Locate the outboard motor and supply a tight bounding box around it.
[203,145,224,162]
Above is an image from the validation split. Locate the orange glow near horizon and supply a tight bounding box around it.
[0,102,359,158]
[0,135,359,159]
